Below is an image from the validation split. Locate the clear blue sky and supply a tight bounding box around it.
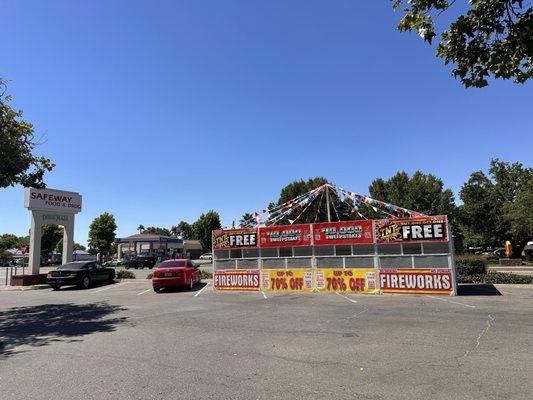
[1,1,531,245]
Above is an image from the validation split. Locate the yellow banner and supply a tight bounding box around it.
[261,269,313,291]
[316,268,378,294]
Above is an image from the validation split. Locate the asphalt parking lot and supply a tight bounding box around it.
[1,281,532,400]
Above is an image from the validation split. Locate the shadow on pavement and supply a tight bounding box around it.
[156,281,208,294]
[0,302,127,358]
[458,283,502,296]
[56,280,120,291]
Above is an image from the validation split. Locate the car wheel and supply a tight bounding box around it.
[51,284,61,291]
[153,286,161,293]
[80,275,91,289]
[108,272,115,282]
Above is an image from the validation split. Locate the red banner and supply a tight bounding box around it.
[313,220,374,245]
[214,269,260,291]
[259,224,312,247]
[379,269,453,295]
[375,216,448,243]
[212,228,258,250]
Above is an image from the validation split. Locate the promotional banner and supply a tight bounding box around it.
[379,268,453,295]
[375,216,448,243]
[212,228,258,250]
[214,269,260,291]
[261,269,313,291]
[313,220,374,245]
[315,268,378,294]
[259,224,312,247]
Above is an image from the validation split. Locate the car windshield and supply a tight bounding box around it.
[58,262,88,270]
[158,261,186,268]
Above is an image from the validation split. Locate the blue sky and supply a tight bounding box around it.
[1,0,531,245]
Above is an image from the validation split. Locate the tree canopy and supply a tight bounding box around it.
[368,171,456,218]
[194,211,222,251]
[40,225,63,258]
[268,177,354,225]
[88,213,117,258]
[171,221,195,239]
[0,78,54,188]
[459,159,532,251]
[141,226,172,236]
[392,1,532,87]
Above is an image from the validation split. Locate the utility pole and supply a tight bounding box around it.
[326,185,331,222]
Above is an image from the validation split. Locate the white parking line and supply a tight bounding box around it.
[261,290,268,299]
[91,282,128,293]
[427,295,476,308]
[136,288,152,296]
[194,282,210,297]
[335,292,358,304]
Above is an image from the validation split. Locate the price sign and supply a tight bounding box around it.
[261,269,313,291]
[316,268,378,294]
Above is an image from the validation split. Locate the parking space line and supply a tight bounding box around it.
[335,292,358,304]
[90,282,128,293]
[136,288,152,296]
[261,290,268,299]
[194,282,210,297]
[427,295,476,309]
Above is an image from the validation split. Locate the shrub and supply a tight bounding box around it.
[457,272,533,284]
[116,270,136,279]
[484,272,533,284]
[146,273,153,279]
[456,254,487,275]
[200,270,212,279]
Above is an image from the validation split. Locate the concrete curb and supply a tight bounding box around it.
[1,284,50,291]
[494,284,533,289]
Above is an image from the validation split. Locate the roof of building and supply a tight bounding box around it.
[115,234,183,244]
[183,240,202,250]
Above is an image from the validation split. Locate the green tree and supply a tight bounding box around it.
[137,224,145,234]
[0,234,19,252]
[269,177,354,225]
[0,78,54,188]
[458,172,498,247]
[460,159,532,251]
[504,175,533,252]
[142,226,171,236]
[88,213,117,260]
[40,225,63,258]
[194,211,222,251]
[368,171,456,218]
[392,1,532,87]
[172,221,195,239]
[240,213,256,228]
[55,240,86,253]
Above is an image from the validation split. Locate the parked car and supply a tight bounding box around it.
[522,241,533,262]
[123,256,157,269]
[104,258,120,267]
[151,259,201,293]
[46,261,116,290]
[199,253,212,260]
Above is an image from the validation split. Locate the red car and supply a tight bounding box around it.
[151,259,201,293]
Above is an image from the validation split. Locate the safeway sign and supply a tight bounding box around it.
[24,187,82,214]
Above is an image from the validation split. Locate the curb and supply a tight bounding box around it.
[1,284,50,291]
[494,284,533,289]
